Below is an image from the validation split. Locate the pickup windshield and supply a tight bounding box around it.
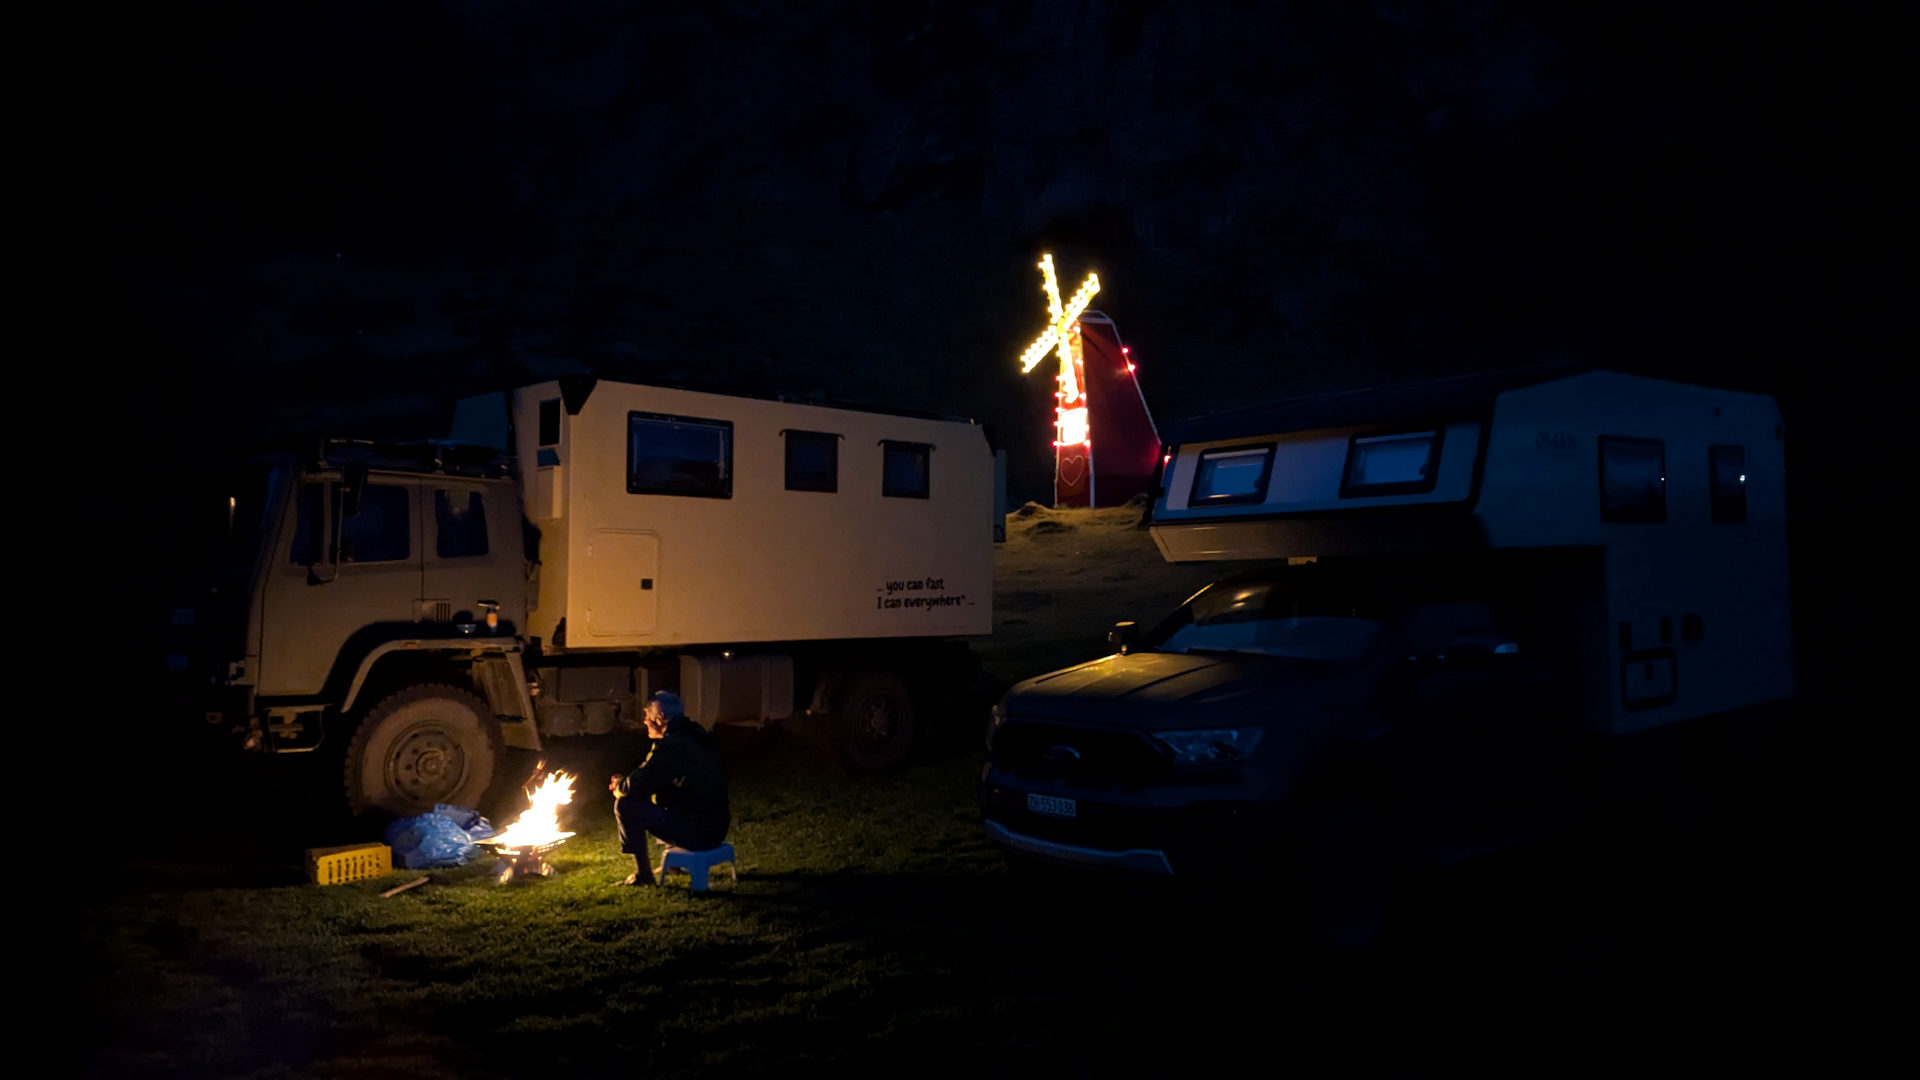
[1142,577,1385,663]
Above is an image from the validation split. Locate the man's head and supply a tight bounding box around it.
[643,691,683,737]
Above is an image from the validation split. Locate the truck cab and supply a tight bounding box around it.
[179,442,541,818]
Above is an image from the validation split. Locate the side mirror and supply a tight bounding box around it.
[340,462,369,520]
[1108,621,1138,654]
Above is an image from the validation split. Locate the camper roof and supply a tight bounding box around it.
[1161,361,1593,445]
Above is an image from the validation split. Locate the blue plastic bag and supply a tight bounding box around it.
[434,803,498,840]
[382,804,498,869]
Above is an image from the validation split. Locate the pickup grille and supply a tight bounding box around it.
[990,719,1168,791]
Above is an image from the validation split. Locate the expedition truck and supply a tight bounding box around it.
[176,377,996,818]
[978,366,1793,945]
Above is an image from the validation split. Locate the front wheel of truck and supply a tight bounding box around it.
[344,683,503,819]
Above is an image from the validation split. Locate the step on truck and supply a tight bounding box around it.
[978,366,1794,945]
[177,377,997,818]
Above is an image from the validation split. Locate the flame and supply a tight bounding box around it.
[490,770,577,848]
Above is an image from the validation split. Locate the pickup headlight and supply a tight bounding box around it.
[1153,728,1264,766]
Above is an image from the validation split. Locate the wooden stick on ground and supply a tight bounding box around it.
[380,875,430,898]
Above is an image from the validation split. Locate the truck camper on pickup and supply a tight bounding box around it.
[980,366,1792,945]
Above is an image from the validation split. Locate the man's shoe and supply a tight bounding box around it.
[617,853,653,886]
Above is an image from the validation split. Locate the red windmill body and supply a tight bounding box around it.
[1017,255,1162,508]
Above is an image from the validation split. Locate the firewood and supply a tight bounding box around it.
[380,875,430,897]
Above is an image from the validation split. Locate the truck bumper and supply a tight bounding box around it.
[979,772,1282,879]
[984,819,1174,875]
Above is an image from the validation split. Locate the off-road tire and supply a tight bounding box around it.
[828,670,916,775]
[344,683,503,819]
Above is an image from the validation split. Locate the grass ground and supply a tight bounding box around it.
[71,506,1831,1076]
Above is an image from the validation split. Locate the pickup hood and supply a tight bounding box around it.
[1001,650,1372,729]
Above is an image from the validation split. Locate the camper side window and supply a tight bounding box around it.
[882,440,932,499]
[1599,436,1666,523]
[627,412,733,499]
[784,430,840,493]
[1709,445,1747,523]
[1340,429,1444,498]
[538,399,561,447]
[1190,445,1274,506]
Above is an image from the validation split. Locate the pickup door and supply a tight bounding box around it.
[1378,605,1577,852]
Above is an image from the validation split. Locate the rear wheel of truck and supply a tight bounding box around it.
[828,670,916,774]
[344,683,503,819]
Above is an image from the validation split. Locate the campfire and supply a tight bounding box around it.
[482,769,577,884]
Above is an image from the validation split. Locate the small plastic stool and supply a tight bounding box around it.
[655,843,738,892]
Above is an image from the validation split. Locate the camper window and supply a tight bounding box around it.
[434,490,489,558]
[784,430,840,493]
[1599,436,1666,523]
[538,399,561,447]
[1189,444,1274,506]
[627,412,733,499]
[1710,445,1747,523]
[882,440,932,499]
[1340,429,1444,498]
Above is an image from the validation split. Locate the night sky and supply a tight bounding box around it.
[79,1,1896,695]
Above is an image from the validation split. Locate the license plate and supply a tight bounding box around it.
[1027,793,1077,819]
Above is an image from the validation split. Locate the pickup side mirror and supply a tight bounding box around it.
[1108,621,1138,655]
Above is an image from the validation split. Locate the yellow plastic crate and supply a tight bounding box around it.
[306,843,394,885]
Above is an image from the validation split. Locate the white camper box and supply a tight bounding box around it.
[1149,368,1793,737]
[450,378,993,743]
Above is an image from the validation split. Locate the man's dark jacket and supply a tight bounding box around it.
[614,716,730,845]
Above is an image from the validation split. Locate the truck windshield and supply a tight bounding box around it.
[1141,577,1385,663]
[213,463,283,578]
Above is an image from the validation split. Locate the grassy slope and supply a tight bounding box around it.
[73,508,1806,1077]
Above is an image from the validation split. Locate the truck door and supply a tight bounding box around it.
[420,481,525,633]
[257,475,424,697]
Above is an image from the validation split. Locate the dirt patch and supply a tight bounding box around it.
[981,506,1270,686]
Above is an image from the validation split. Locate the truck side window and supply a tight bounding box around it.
[435,490,489,558]
[784,430,840,492]
[1599,436,1666,523]
[882,440,931,499]
[1709,445,1746,523]
[628,412,733,498]
[289,482,325,565]
[338,484,411,563]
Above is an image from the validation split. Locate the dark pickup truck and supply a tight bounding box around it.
[979,558,1593,947]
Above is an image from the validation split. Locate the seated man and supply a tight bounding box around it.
[609,691,731,885]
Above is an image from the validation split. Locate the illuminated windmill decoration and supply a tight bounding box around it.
[1016,254,1162,508]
